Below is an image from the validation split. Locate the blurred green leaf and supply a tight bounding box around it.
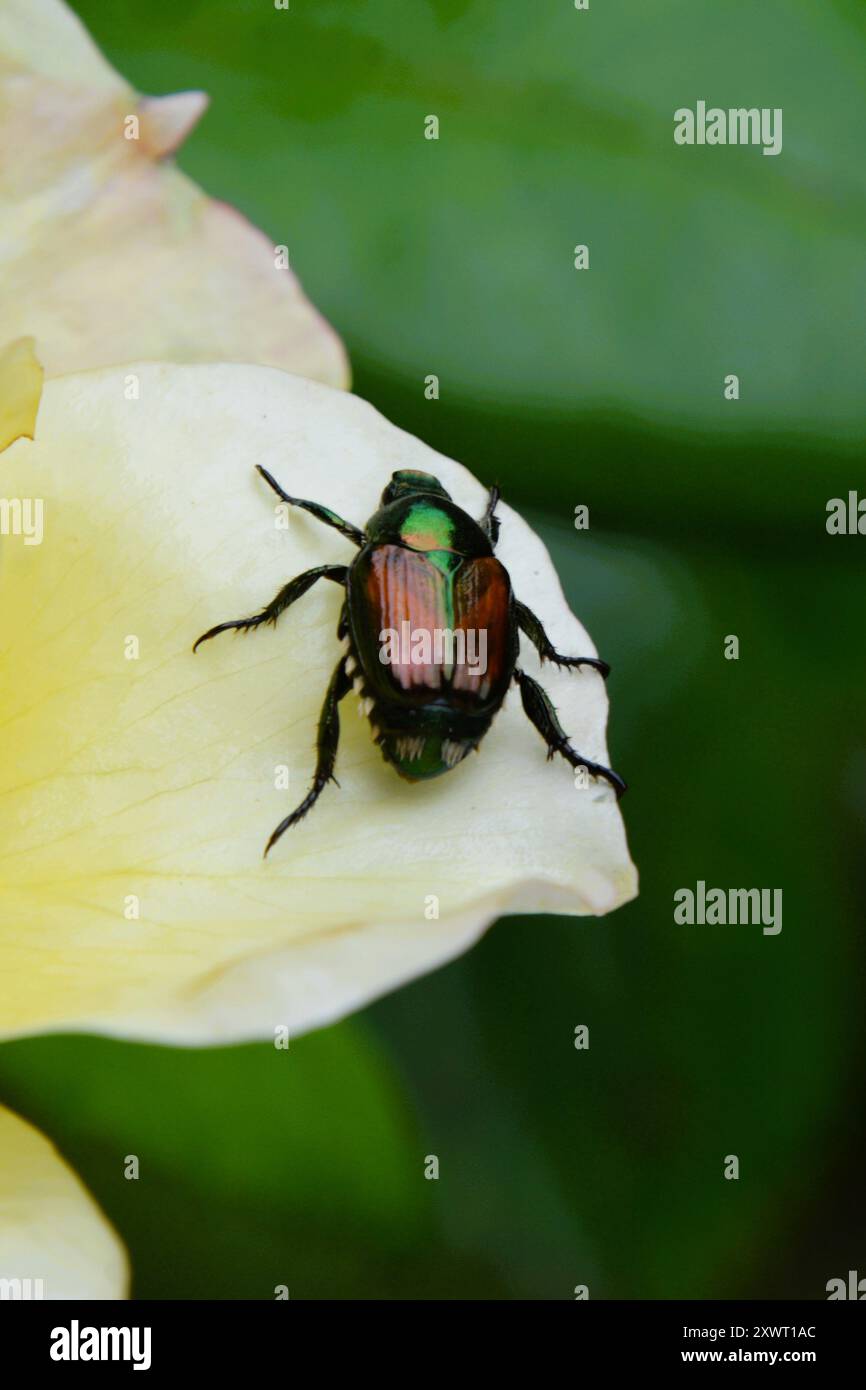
[374,524,863,1297]
[70,0,866,526]
[0,1023,475,1298]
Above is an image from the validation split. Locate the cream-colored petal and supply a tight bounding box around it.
[138,92,210,160]
[0,363,636,1044]
[0,336,43,453]
[0,1104,128,1299]
[0,0,348,387]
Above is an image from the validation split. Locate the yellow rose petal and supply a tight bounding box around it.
[0,0,348,386]
[0,1104,128,1300]
[0,336,43,453]
[0,363,636,1043]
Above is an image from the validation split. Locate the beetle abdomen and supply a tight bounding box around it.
[346,540,516,781]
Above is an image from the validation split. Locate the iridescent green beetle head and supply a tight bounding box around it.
[380,470,451,506]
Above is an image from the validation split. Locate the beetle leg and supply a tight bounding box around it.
[257,466,366,547]
[479,484,501,548]
[264,657,353,855]
[514,599,610,678]
[515,668,626,798]
[193,565,347,652]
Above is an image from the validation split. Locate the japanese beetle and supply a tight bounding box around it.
[194,467,626,855]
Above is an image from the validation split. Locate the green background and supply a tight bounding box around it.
[1,0,864,1298]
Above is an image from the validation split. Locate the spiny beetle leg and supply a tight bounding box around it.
[480,483,501,548]
[514,599,610,678]
[264,657,353,856]
[257,466,365,547]
[515,668,627,798]
[193,565,347,652]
